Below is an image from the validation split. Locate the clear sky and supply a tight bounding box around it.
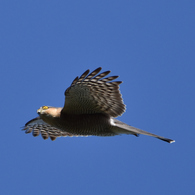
[0,1,194,195]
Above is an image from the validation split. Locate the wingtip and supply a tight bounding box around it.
[95,67,102,72]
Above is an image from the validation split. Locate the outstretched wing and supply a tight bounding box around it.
[22,117,75,141]
[62,67,126,117]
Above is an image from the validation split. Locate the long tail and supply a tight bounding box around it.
[112,119,175,143]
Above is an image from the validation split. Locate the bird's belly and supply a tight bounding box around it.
[54,113,115,136]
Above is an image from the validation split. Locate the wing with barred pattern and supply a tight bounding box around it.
[22,117,76,141]
[62,67,126,117]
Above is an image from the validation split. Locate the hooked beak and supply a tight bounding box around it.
[37,108,41,115]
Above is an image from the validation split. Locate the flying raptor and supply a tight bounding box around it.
[23,67,175,143]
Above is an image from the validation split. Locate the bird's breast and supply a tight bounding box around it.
[54,113,115,136]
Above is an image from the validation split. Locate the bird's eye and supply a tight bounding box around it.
[42,106,48,110]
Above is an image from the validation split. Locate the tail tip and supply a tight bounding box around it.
[169,140,175,144]
[159,137,175,143]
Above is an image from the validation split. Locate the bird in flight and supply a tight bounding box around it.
[23,67,175,143]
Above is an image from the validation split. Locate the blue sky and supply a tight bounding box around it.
[0,1,194,194]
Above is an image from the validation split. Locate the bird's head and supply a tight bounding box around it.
[37,106,50,115]
[37,106,62,118]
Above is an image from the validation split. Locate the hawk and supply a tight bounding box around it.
[23,67,175,143]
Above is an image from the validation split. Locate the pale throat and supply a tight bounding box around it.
[47,107,63,117]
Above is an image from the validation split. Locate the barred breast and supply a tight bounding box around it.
[54,113,115,136]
